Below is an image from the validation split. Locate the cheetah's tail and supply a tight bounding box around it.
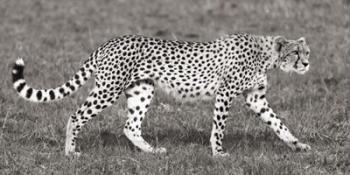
[12,57,95,103]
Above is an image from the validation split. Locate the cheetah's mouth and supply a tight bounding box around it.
[296,66,309,74]
[280,65,309,75]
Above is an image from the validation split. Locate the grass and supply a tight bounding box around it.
[1,0,350,174]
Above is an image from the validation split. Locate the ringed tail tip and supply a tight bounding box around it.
[12,58,25,83]
[15,58,25,66]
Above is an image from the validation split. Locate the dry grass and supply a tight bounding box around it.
[0,0,349,174]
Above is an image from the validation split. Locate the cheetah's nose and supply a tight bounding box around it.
[302,62,309,67]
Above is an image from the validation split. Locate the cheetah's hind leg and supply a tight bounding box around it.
[123,79,166,153]
[65,85,117,156]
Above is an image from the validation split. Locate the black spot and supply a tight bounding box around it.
[129,109,135,114]
[292,141,298,145]
[224,101,228,106]
[66,82,75,91]
[16,82,26,93]
[36,91,42,100]
[59,88,65,94]
[214,133,219,139]
[26,88,33,99]
[49,90,55,100]
[222,115,227,120]
[267,121,271,125]
[140,97,145,102]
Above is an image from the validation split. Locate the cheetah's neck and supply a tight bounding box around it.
[257,36,281,71]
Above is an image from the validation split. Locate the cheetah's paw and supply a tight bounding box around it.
[290,142,311,152]
[153,147,167,154]
[213,151,230,157]
[66,151,81,157]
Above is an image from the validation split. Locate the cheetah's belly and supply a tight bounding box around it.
[155,78,219,102]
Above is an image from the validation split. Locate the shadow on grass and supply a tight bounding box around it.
[97,128,278,152]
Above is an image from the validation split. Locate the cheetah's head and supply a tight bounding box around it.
[275,36,310,74]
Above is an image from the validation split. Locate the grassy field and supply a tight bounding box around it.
[1,0,349,174]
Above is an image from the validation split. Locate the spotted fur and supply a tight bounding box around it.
[12,34,311,156]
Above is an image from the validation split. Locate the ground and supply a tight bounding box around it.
[0,0,349,174]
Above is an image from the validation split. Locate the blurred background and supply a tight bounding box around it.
[0,0,349,174]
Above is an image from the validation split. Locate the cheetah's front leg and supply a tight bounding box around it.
[210,87,233,157]
[245,85,311,151]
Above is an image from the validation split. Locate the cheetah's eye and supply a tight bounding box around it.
[287,50,298,57]
[292,50,299,55]
[305,51,310,56]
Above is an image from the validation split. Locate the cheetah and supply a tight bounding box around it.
[12,34,311,156]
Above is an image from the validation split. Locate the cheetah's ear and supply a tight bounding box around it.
[298,37,306,44]
[274,36,288,52]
